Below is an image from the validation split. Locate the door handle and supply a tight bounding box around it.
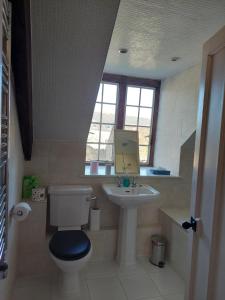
[182,217,200,232]
[86,195,96,202]
[0,261,8,279]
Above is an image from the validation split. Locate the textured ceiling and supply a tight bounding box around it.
[104,0,225,79]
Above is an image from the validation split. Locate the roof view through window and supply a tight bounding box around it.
[86,80,155,164]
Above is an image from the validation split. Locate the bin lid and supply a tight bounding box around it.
[151,235,166,245]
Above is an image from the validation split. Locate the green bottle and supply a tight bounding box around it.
[123,177,130,187]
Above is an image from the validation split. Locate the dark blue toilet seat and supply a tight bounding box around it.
[49,230,91,261]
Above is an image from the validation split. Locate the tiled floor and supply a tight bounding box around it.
[13,258,185,300]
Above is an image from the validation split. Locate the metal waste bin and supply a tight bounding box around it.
[150,235,166,268]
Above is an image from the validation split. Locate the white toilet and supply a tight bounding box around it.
[48,185,93,295]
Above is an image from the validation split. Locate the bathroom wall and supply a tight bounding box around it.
[16,138,193,277]
[160,210,188,281]
[24,139,191,225]
[154,64,201,175]
[17,33,200,278]
[0,80,24,300]
[179,132,196,209]
[158,133,196,281]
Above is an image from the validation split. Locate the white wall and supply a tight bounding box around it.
[154,65,201,175]
[17,137,193,277]
[0,81,24,300]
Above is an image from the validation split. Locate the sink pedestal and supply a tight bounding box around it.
[117,207,137,266]
[102,184,160,267]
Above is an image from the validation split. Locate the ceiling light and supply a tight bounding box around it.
[118,48,128,54]
[171,57,180,62]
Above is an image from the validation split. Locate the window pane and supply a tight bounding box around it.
[126,87,140,106]
[92,103,101,123]
[102,104,116,124]
[86,143,99,161]
[138,127,150,145]
[103,83,117,103]
[124,125,137,131]
[139,107,152,126]
[125,106,139,126]
[140,88,154,107]
[87,123,100,143]
[96,84,103,102]
[139,146,149,163]
[100,124,114,143]
[99,144,113,161]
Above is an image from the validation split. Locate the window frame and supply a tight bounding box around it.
[86,82,119,162]
[124,85,155,164]
[86,73,161,166]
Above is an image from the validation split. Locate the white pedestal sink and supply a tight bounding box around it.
[102,184,160,266]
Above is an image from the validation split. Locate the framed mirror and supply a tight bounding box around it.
[114,129,140,175]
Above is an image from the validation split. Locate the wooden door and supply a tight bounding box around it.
[186,25,225,300]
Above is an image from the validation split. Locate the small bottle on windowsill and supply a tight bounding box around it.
[90,161,99,175]
[105,163,111,175]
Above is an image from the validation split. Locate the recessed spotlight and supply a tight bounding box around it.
[118,48,128,54]
[171,57,180,62]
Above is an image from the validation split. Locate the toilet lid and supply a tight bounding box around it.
[49,230,91,261]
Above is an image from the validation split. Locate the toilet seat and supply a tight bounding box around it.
[49,230,91,261]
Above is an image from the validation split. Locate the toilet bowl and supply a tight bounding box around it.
[48,185,93,295]
[49,230,92,295]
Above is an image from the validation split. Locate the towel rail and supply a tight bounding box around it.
[0,0,10,279]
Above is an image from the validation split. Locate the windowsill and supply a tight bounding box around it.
[83,165,180,178]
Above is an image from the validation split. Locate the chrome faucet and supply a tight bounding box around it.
[131,177,137,187]
[116,176,122,187]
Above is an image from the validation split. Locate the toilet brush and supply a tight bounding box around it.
[90,196,101,231]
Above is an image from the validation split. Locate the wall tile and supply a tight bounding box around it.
[20,137,194,277]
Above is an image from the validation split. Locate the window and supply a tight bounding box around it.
[124,86,154,164]
[86,74,160,165]
[86,83,118,162]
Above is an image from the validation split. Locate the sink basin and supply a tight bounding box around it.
[102,184,159,208]
[102,183,160,266]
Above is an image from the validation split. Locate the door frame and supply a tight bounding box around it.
[186,25,225,300]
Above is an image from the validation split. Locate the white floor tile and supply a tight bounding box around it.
[83,260,119,279]
[149,267,185,296]
[13,260,185,300]
[137,298,163,300]
[119,270,160,300]
[87,277,127,300]
[13,275,52,300]
[51,276,90,300]
[117,263,148,279]
[138,257,170,275]
[163,293,185,300]
[14,274,54,288]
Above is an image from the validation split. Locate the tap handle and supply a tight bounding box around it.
[117,176,121,187]
[131,176,136,187]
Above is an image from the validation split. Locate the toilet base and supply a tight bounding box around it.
[59,271,80,296]
[49,245,92,297]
